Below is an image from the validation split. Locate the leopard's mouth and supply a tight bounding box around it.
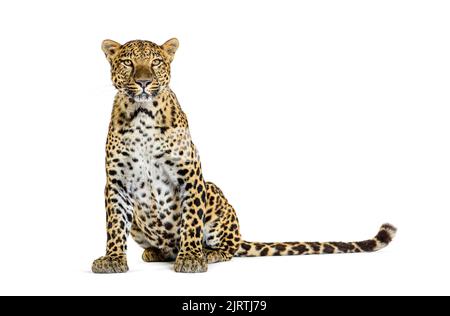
[125,90,157,102]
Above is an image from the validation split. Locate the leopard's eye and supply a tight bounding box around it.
[152,59,162,66]
[122,59,132,66]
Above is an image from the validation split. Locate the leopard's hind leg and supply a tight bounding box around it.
[203,217,241,264]
[131,221,175,262]
[203,182,242,264]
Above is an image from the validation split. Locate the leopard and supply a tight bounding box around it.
[91,38,397,273]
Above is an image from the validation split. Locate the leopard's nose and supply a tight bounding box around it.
[136,79,152,88]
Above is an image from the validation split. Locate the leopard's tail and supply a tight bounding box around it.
[235,223,396,257]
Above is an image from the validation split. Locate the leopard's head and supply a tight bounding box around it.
[102,39,179,102]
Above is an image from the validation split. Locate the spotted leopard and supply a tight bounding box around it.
[91,38,397,273]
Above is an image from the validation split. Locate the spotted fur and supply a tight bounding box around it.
[92,39,397,273]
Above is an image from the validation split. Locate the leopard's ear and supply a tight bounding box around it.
[161,38,179,62]
[102,39,121,62]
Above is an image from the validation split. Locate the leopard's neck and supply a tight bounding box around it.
[110,88,189,133]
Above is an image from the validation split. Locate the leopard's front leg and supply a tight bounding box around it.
[92,176,133,274]
[172,161,208,273]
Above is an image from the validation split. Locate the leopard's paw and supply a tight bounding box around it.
[142,248,170,262]
[174,253,208,273]
[204,249,233,264]
[92,255,129,274]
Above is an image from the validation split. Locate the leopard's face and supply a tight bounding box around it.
[102,39,179,102]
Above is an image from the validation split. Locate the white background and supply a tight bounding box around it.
[0,0,449,296]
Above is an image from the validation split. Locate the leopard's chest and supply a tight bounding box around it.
[118,112,183,247]
[118,111,167,186]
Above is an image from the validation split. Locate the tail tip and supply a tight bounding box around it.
[377,223,397,245]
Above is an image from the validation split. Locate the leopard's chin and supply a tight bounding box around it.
[134,93,153,102]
